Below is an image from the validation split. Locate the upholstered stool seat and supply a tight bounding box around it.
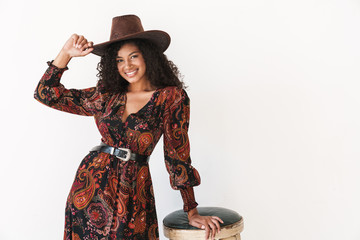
[163,207,244,240]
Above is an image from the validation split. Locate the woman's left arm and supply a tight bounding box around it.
[162,87,223,240]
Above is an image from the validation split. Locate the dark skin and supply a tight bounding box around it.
[53,34,224,240]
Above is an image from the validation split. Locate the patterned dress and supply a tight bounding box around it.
[34,61,201,240]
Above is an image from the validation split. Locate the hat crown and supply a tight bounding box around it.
[110,15,144,41]
[92,14,170,56]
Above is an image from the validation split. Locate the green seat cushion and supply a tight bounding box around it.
[163,207,242,230]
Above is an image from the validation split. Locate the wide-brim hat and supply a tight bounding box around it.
[92,15,171,56]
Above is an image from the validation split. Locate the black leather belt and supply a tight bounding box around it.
[90,142,150,163]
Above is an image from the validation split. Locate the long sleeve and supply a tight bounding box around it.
[34,61,109,116]
[162,87,201,212]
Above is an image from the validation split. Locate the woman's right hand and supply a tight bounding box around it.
[52,34,94,68]
[61,33,94,58]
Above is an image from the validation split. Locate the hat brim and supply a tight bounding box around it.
[91,30,170,56]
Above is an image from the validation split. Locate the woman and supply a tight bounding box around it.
[34,15,222,240]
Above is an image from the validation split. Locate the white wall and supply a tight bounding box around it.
[1,0,360,239]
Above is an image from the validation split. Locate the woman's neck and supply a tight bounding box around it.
[127,81,156,93]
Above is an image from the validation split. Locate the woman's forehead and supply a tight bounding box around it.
[117,42,140,56]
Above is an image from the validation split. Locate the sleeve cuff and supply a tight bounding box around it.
[180,186,198,212]
[47,60,69,71]
[40,60,68,86]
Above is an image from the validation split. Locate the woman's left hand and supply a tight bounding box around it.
[187,208,224,240]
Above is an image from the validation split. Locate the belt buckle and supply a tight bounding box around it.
[115,148,131,161]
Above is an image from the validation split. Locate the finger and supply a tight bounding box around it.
[81,42,90,50]
[76,35,84,47]
[79,39,89,51]
[204,225,210,240]
[71,34,79,47]
[80,43,92,51]
[205,223,214,239]
[211,218,221,234]
[73,34,82,47]
[77,38,86,49]
[207,220,217,239]
[76,35,84,48]
[212,216,224,224]
[80,47,93,56]
[79,38,88,48]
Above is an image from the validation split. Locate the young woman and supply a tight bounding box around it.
[35,15,223,240]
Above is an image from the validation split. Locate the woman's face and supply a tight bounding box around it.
[116,42,147,84]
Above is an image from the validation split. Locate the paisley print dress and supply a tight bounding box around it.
[34,61,201,240]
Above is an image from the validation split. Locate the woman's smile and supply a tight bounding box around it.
[125,69,138,78]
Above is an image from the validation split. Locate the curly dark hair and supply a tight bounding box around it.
[96,39,184,93]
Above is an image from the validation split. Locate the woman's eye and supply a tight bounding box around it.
[116,59,123,63]
[131,55,138,59]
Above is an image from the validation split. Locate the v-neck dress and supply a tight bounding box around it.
[34,61,201,240]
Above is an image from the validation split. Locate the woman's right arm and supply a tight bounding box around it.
[34,34,108,116]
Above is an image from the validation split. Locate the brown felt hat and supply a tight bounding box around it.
[92,15,171,56]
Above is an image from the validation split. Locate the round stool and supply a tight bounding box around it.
[163,207,244,240]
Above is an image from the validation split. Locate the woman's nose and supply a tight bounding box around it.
[124,60,132,69]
